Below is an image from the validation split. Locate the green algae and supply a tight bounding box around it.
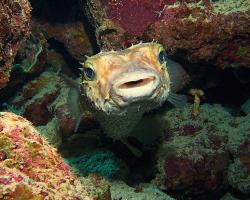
[236,46,248,57]
[1,103,24,116]
[12,35,43,73]
[241,98,250,114]
[36,117,61,148]
[220,192,239,200]
[213,0,250,15]
[0,136,12,158]
[227,158,250,193]
[66,150,128,179]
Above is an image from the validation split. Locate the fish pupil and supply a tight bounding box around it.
[84,68,95,79]
[159,51,166,64]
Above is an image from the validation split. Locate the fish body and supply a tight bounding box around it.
[75,42,186,140]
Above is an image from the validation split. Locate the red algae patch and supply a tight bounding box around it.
[0,112,110,199]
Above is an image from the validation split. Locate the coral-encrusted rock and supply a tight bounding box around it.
[11,72,62,126]
[110,180,175,200]
[227,139,250,194]
[7,71,97,147]
[241,98,250,114]
[84,0,140,50]
[13,22,48,75]
[84,0,250,67]
[0,0,31,89]
[154,104,250,195]
[147,0,250,68]
[35,19,93,61]
[0,112,111,199]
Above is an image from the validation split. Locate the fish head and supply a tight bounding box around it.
[80,42,171,114]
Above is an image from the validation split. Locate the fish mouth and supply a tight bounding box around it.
[117,76,156,89]
[111,70,161,105]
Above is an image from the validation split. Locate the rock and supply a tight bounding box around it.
[147,0,250,68]
[110,180,175,200]
[36,117,61,148]
[227,139,250,194]
[11,71,62,126]
[5,71,98,147]
[35,19,93,61]
[0,0,31,89]
[241,98,250,114]
[227,158,250,194]
[3,71,70,148]
[12,22,48,75]
[220,193,239,200]
[154,104,250,195]
[84,0,250,68]
[0,112,111,199]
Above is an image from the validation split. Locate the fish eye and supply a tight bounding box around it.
[158,50,167,64]
[83,67,95,80]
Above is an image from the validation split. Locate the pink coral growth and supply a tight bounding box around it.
[0,112,110,199]
[100,0,210,36]
[101,0,176,35]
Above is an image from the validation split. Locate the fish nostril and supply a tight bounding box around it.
[118,76,155,89]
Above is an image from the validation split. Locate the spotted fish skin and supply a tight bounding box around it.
[78,42,176,140]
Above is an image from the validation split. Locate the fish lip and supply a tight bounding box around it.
[111,67,161,86]
[109,69,162,107]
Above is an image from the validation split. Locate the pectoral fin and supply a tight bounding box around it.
[61,74,83,132]
[167,58,190,92]
[167,92,187,108]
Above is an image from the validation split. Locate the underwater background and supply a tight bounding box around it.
[0,0,250,199]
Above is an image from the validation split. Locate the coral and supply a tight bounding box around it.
[84,0,250,67]
[11,71,62,126]
[147,1,250,67]
[227,138,250,194]
[0,0,31,89]
[5,71,98,147]
[110,180,175,200]
[0,112,111,199]
[154,104,250,194]
[84,0,140,50]
[227,158,250,194]
[100,0,166,36]
[241,98,250,114]
[66,150,128,179]
[12,22,48,74]
[3,71,67,147]
[36,19,93,61]
[220,193,239,200]
[36,117,61,148]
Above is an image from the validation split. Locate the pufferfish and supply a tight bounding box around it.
[67,42,187,155]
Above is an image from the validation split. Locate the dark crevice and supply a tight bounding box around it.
[29,0,99,53]
[80,2,100,53]
[170,54,250,108]
[47,38,82,76]
[29,0,80,23]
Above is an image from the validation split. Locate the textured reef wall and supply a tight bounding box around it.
[154,104,250,195]
[0,0,249,199]
[84,0,250,68]
[5,71,97,147]
[34,19,93,61]
[0,0,31,89]
[0,112,110,199]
